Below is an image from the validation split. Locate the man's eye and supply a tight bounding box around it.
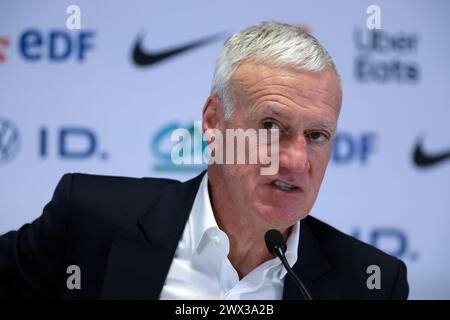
[263,121,280,131]
[308,131,327,142]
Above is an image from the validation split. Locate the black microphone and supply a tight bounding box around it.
[265,229,313,300]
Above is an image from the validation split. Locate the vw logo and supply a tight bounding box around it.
[0,117,20,165]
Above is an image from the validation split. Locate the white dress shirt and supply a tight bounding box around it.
[159,173,300,300]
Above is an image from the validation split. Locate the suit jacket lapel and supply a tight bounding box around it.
[283,217,342,300]
[101,172,205,299]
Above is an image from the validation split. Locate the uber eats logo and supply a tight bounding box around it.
[353,28,420,83]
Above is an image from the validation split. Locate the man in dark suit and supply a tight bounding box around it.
[0,21,408,299]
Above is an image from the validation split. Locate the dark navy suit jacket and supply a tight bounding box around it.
[0,172,408,299]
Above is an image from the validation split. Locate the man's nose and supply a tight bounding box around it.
[279,135,311,174]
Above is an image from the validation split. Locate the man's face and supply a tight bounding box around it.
[206,62,342,230]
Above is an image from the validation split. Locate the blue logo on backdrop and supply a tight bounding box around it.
[351,227,418,261]
[151,122,207,172]
[353,28,420,83]
[0,117,20,165]
[332,132,377,165]
[39,127,108,160]
[19,29,96,62]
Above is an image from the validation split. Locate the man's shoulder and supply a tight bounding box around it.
[300,216,409,299]
[67,172,181,188]
[59,172,182,201]
[305,215,401,267]
[55,172,184,227]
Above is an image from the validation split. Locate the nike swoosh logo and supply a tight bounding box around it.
[132,32,225,66]
[413,139,450,167]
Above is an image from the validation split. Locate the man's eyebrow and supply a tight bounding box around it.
[252,105,337,133]
[252,106,292,121]
[310,121,337,133]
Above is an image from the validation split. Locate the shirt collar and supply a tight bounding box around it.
[189,172,223,253]
[279,220,300,279]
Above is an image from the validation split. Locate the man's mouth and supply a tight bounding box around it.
[271,180,299,191]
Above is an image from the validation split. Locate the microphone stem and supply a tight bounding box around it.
[275,247,313,300]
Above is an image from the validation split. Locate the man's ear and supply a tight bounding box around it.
[202,94,225,132]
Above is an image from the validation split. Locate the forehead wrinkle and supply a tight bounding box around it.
[249,105,291,121]
[231,63,342,120]
[234,80,340,115]
[230,65,308,101]
[231,63,341,100]
[233,74,307,99]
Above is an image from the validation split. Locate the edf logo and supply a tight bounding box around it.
[19,29,95,62]
[39,127,108,160]
[332,132,377,165]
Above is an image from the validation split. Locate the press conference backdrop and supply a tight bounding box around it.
[1,0,449,299]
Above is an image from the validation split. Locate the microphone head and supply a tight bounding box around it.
[265,229,287,257]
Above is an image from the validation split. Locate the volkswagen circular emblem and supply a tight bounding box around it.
[0,117,20,165]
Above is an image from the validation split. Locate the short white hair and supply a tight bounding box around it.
[211,21,340,120]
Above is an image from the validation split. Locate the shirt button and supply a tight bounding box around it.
[211,235,221,244]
